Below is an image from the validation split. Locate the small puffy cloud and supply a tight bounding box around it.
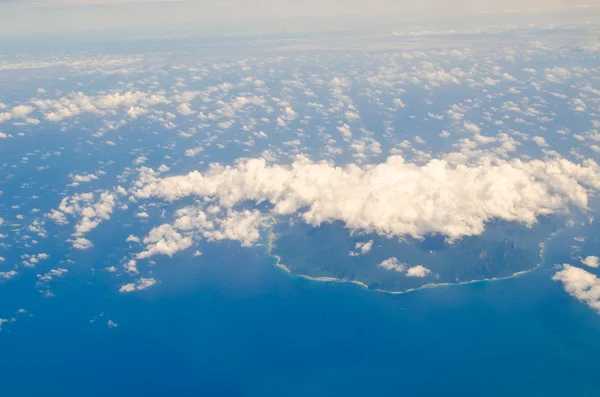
[51,190,117,242]
[553,264,600,312]
[72,237,93,249]
[357,240,373,254]
[582,256,599,268]
[184,146,204,157]
[119,277,157,293]
[545,67,571,83]
[124,259,139,274]
[463,121,481,134]
[406,265,431,277]
[136,224,193,259]
[22,253,50,267]
[126,235,140,243]
[350,240,373,256]
[72,173,98,183]
[0,270,18,279]
[10,105,34,118]
[532,136,549,147]
[37,268,68,282]
[378,257,407,272]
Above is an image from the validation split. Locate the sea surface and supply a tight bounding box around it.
[1,223,600,397]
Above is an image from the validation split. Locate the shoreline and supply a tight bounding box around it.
[265,226,565,296]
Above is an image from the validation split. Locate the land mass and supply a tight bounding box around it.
[268,215,563,293]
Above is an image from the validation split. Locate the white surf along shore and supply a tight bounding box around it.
[264,226,564,296]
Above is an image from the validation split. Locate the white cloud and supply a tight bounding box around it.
[463,121,481,134]
[185,146,204,157]
[132,154,600,241]
[378,257,407,272]
[0,270,18,279]
[50,189,120,244]
[22,253,49,267]
[406,265,431,277]
[553,264,600,312]
[37,268,68,282]
[136,224,193,259]
[352,240,373,255]
[72,173,98,183]
[119,277,157,293]
[124,259,139,274]
[545,67,572,83]
[33,91,168,122]
[73,237,93,250]
[532,136,549,147]
[582,256,599,268]
[126,235,141,243]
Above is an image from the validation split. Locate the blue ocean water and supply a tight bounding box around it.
[1,224,600,397]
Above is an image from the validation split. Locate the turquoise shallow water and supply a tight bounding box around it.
[1,226,600,396]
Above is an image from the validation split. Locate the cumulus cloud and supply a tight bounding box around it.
[119,277,157,293]
[37,268,68,285]
[533,136,549,148]
[71,173,98,183]
[553,264,600,312]
[72,237,93,250]
[406,265,431,277]
[136,224,193,259]
[581,256,599,268]
[350,240,373,256]
[32,91,168,122]
[22,253,49,267]
[0,270,18,279]
[136,207,268,259]
[378,257,407,272]
[132,154,600,241]
[49,188,122,247]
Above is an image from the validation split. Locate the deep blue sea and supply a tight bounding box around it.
[1,222,600,397]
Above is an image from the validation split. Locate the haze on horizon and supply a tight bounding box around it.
[0,0,597,37]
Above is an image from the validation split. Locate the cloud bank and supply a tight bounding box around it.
[132,154,600,244]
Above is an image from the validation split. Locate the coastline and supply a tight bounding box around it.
[265,225,565,296]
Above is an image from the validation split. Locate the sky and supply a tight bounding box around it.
[0,0,597,37]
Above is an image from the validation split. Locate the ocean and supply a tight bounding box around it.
[1,222,600,397]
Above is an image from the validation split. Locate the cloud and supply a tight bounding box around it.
[378,257,407,272]
[72,237,93,250]
[136,224,193,259]
[463,121,481,134]
[582,256,599,268]
[49,188,123,247]
[71,173,98,183]
[553,264,600,312]
[0,270,18,279]
[136,207,268,259]
[22,253,49,267]
[32,91,168,122]
[119,277,157,293]
[406,265,431,277]
[545,67,572,83]
[37,268,68,284]
[533,136,549,147]
[132,154,600,241]
[350,240,373,256]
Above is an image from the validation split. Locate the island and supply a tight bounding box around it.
[267,215,564,293]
